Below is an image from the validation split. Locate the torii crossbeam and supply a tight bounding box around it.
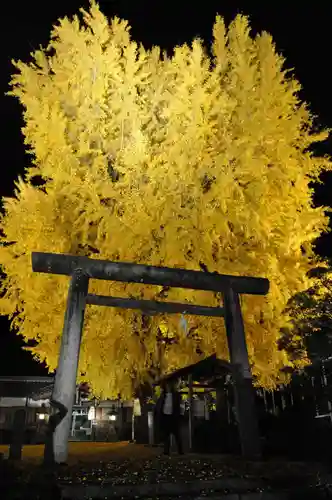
[32,251,270,463]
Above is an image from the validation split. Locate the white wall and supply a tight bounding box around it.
[0,397,50,408]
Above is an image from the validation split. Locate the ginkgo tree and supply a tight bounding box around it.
[0,1,331,399]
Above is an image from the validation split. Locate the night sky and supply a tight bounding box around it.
[1,1,332,376]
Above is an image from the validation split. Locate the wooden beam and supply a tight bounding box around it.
[32,252,269,296]
[179,387,215,392]
[223,287,261,459]
[188,374,194,452]
[86,294,225,317]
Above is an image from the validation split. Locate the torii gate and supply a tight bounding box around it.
[31,252,269,463]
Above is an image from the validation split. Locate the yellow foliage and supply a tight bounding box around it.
[1,1,331,398]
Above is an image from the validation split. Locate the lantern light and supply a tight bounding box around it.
[88,406,96,420]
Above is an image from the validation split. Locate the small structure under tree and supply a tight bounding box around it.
[153,354,234,452]
[32,251,269,463]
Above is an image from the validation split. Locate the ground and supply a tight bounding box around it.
[0,440,159,464]
[1,441,331,498]
[0,440,328,483]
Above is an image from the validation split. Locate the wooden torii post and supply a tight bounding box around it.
[32,252,269,463]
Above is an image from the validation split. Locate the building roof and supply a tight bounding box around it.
[155,354,232,387]
[0,376,54,399]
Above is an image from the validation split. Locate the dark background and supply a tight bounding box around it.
[1,1,332,376]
